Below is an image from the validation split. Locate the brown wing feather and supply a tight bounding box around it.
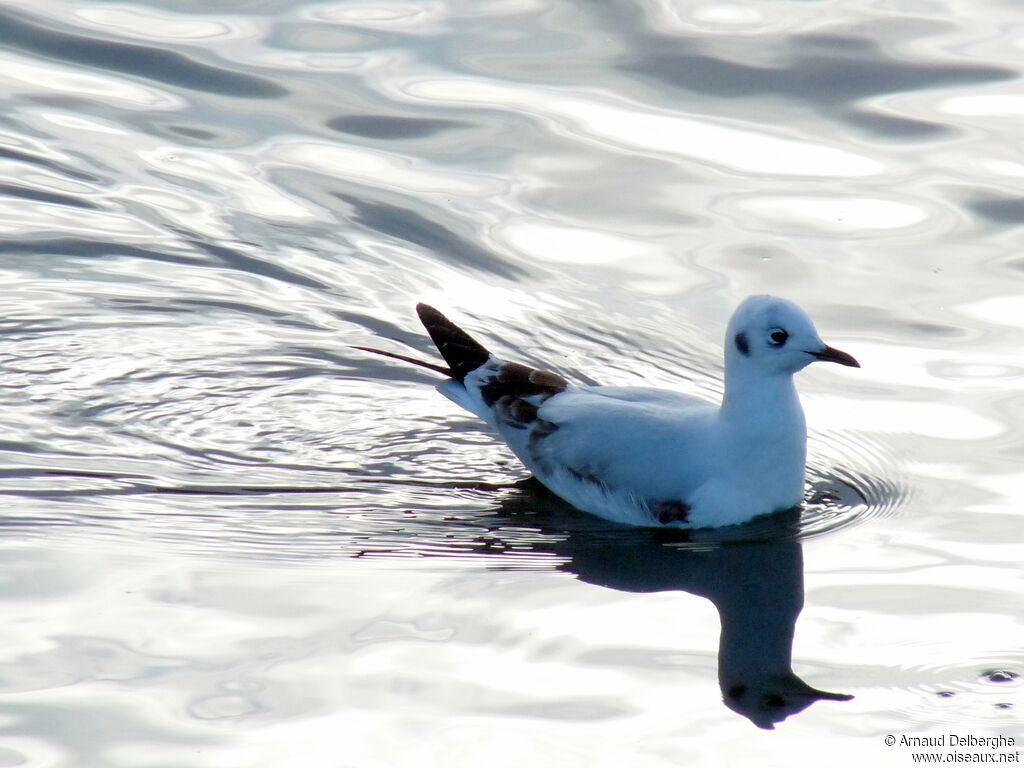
[480,360,569,429]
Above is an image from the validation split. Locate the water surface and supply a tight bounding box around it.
[0,1,1022,765]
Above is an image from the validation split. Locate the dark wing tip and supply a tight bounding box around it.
[415,302,440,321]
[415,302,492,382]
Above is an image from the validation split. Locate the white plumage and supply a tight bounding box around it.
[358,295,859,529]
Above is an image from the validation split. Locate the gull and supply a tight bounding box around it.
[355,296,859,529]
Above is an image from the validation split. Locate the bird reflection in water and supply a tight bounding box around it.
[489,479,853,729]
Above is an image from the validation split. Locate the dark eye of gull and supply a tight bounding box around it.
[767,328,788,347]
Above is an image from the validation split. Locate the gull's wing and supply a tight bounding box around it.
[443,355,718,510]
[522,386,719,504]
[413,304,720,504]
[361,304,721,525]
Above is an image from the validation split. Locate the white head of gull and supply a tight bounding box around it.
[354,295,859,529]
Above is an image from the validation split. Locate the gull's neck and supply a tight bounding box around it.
[719,362,804,431]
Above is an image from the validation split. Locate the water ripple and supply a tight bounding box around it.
[0,0,1021,759]
[0,9,287,98]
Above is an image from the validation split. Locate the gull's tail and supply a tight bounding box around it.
[356,303,568,427]
[350,303,493,382]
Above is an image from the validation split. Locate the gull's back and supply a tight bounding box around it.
[512,384,722,521]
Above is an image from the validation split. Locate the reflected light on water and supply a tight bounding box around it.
[500,220,658,265]
[405,78,886,177]
[0,51,183,109]
[73,8,244,42]
[809,397,1004,441]
[308,1,449,32]
[941,94,1024,116]
[733,195,929,234]
[273,139,499,196]
[0,0,1021,764]
[956,295,1024,329]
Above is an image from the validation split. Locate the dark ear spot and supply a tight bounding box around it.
[727,685,747,701]
[734,332,749,357]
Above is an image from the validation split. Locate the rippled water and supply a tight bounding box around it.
[1,1,1022,765]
